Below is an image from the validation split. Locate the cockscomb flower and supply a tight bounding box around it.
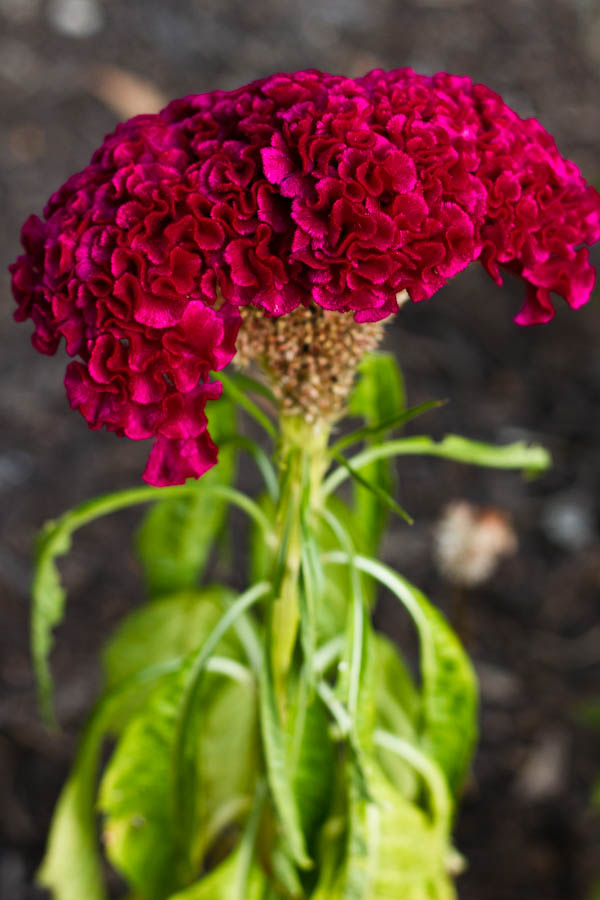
[10,69,600,486]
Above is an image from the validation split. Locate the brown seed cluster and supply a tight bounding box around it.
[234,304,387,422]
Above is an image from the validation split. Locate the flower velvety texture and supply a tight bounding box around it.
[10,69,600,485]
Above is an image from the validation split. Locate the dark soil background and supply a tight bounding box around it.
[1,1,600,898]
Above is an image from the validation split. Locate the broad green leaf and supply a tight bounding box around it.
[288,675,336,851]
[183,668,260,865]
[37,659,183,900]
[102,587,237,689]
[135,399,236,597]
[166,853,266,900]
[333,762,456,900]
[323,434,551,496]
[37,710,107,900]
[32,481,272,722]
[173,584,270,870]
[99,665,259,898]
[324,554,478,795]
[347,352,405,424]
[166,841,266,899]
[346,351,405,558]
[100,664,191,900]
[166,779,267,900]
[100,584,269,899]
[373,635,420,799]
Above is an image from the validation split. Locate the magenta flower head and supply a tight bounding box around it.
[10,69,600,486]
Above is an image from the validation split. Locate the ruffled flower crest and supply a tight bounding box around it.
[10,69,600,485]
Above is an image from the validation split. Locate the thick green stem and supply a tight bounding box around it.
[269,417,330,711]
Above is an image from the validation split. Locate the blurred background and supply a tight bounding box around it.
[1,1,599,898]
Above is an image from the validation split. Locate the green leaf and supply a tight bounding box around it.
[323,434,552,496]
[37,659,184,900]
[373,731,452,834]
[99,584,269,899]
[31,523,71,726]
[37,710,107,900]
[100,664,259,899]
[288,675,336,850]
[222,370,278,406]
[165,782,267,899]
[330,399,445,455]
[100,665,192,899]
[330,450,413,525]
[373,635,420,798]
[166,852,266,900]
[333,762,456,900]
[32,481,273,722]
[102,587,237,689]
[324,554,478,795]
[220,434,279,501]
[298,512,324,682]
[347,352,406,423]
[219,371,278,439]
[135,399,237,597]
[346,351,406,558]
[259,643,313,871]
[172,583,270,865]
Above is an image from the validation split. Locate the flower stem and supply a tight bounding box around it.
[269,416,330,713]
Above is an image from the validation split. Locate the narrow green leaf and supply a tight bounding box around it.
[373,730,452,834]
[258,644,313,870]
[31,523,71,727]
[324,434,551,496]
[222,370,278,406]
[219,371,278,439]
[316,507,367,726]
[330,399,446,455]
[324,554,478,795]
[173,583,271,859]
[298,509,324,683]
[220,434,279,501]
[330,450,413,525]
[32,484,274,722]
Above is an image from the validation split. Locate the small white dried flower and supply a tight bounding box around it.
[433,501,517,587]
